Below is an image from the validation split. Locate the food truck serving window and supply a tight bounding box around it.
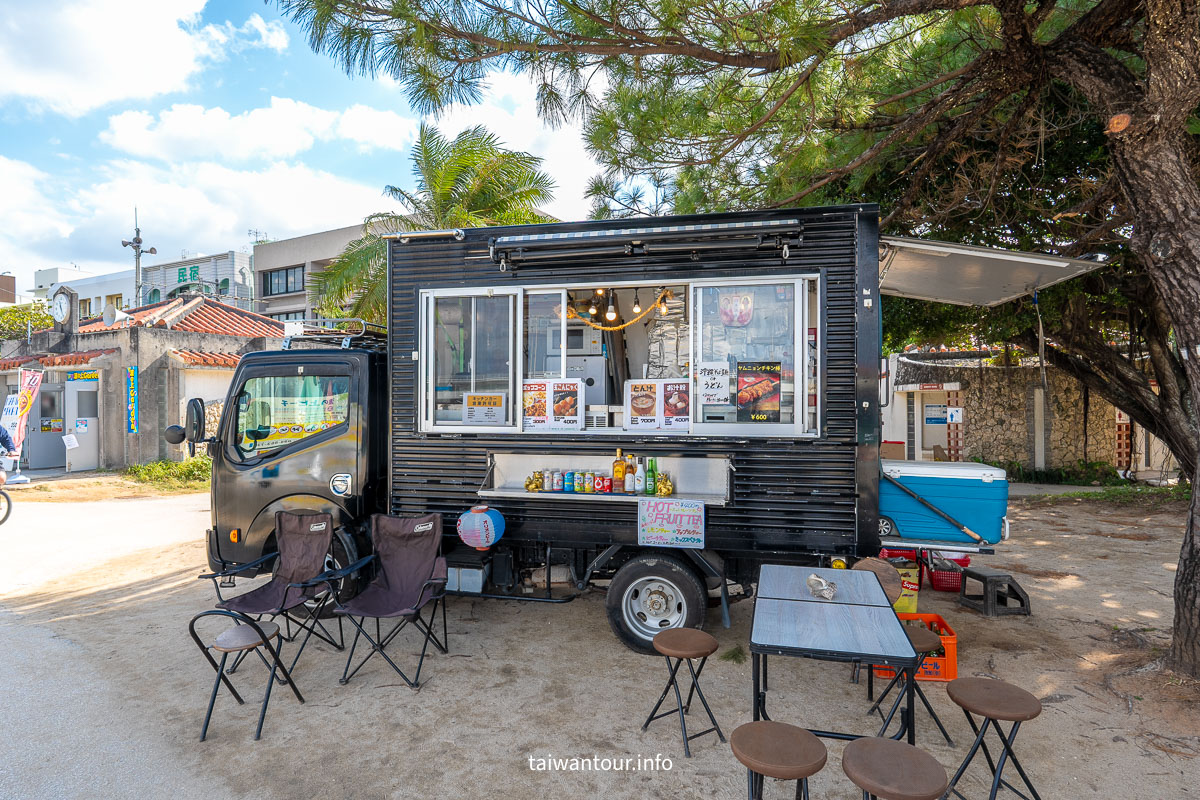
[419,279,819,436]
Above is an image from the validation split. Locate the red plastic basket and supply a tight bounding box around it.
[928,555,970,592]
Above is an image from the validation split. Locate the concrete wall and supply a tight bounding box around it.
[885,354,1177,477]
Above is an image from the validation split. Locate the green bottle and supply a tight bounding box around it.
[645,457,657,495]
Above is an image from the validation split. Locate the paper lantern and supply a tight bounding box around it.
[457,505,505,550]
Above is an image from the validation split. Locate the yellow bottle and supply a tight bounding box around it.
[613,448,627,483]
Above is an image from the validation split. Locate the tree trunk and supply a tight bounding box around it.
[1105,129,1200,676]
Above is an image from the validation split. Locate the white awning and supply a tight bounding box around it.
[879,237,1108,307]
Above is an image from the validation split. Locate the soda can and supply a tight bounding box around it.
[594,473,605,493]
[574,472,585,492]
[602,476,613,493]
[553,471,564,491]
[564,471,575,492]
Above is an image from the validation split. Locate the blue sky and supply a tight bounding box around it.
[0,0,596,294]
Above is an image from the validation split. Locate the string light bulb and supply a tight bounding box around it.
[632,291,642,314]
[588,299,598,316]
[595,288,605,296]
[605,299,617,321]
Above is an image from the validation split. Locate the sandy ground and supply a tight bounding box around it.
[2,491,1198,799]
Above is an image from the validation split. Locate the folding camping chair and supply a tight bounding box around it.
[199,509,345,677]
[319,513,448,688]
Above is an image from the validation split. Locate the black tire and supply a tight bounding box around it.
[305,531,362,619]
[0,490,10,526]
[605,553,707,654]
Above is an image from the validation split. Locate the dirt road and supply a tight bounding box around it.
[1,492,1196,798]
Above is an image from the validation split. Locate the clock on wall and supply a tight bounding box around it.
[51,292,72,324]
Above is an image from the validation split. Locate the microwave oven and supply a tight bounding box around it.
[547,322,603,356]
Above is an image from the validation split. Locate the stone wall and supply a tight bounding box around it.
[896,356,1125,470]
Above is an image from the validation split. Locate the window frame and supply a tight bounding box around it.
[417,275,822,438]
[419,287,522,434]
[222,364,354,464]
[264,266,304,297]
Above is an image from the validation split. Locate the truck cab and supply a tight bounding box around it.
[198,343,387,577]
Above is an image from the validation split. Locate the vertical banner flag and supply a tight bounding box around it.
[0,369,43,456]
[126,366,139,433]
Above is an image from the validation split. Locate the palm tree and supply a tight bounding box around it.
[308,123,556,322]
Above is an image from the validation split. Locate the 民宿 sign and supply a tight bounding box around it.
[638,497,705,549]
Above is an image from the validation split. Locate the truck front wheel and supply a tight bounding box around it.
[605,554,706,654]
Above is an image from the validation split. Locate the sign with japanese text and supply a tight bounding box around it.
[924,404,948,425]
[736,361,782,422]
[697,362,731,405]
[638,497,705,549]
[522,380,583,431]
[126,366,139,433]
[1,369,42,456]
[177,265,201,284]
[462,392,507,425]
[67,370,98,381]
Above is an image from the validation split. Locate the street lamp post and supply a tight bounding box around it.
[121,209,156,307]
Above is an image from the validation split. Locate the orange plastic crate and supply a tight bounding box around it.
[873,613,957,682]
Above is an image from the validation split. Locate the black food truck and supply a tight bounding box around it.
[170,204,1101,652]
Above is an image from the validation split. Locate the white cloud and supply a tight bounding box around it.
[434,71,599,222]
[101,98,419,161]
[0,2,289,117]
[0,156,393,294]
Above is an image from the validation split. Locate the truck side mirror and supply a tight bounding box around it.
[186,398,206,443]
[164,426,186,445]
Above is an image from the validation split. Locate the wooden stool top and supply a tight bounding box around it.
[213,621,280,653]
[652,627,718,659]
[731,721,827,781]
[842,737,948,800]
[853,557,903,604]
[905,625,943,654]
[947,677,1041,722]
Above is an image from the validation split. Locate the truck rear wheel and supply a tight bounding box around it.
[605,554,706,654]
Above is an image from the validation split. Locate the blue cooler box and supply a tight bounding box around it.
[879,460,1008,545]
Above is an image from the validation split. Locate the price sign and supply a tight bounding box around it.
[638,498,705,549]
[697,362,731,405]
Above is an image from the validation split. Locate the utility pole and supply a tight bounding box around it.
[121,209,157,307]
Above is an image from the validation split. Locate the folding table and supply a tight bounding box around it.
[751,564,920,744]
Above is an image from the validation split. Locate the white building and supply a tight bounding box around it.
[30,266,99,300]
[46,269,135,319]
[141,251,254,310]
[252,224,362,320]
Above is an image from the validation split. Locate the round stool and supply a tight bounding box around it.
[852,557,903,604]
[944,678,1042,800]
[867,625,954,746]
[842,737,948,800]
[189,612,305,743]
[731,721,827,800]
[642,628,725,757]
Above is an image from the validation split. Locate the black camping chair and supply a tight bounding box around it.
[188,609,304,741]
[199,509,345,676]
[318,513,448,688]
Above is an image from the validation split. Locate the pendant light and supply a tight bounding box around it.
[632,290,642,314]
[605,291,617,322]
[588,298,598,316]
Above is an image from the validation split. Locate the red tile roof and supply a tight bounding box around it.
[78,295,284,338]
[0,349,117,371]
[170,350,242,368]
[0,355,39,371]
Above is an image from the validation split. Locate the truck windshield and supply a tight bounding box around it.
[233,374,350,458]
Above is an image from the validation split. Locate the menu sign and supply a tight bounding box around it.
[662,382,690,429]
[523,380,583,431]
[462,392,506,425]
[697,361,731,405]
[638,497,705,549]
[626,381,660,430]
[736,361,781,423]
